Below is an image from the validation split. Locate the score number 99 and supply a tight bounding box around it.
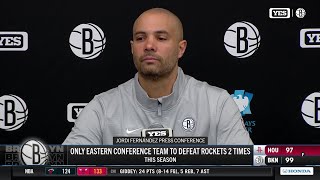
[285,157,294,164]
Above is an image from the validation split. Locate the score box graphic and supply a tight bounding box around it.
[77,167,107,176]
[45,167,76,176]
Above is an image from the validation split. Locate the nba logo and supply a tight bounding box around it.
[0,94,28,131]
[224,21,261,58]
[20,139,48,165]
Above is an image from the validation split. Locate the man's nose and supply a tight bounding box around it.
[145,37,156,51]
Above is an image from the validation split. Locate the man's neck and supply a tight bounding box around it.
[138,67,178,99]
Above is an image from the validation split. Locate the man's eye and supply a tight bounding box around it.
[158,37,167,41]
[135,37,144,41]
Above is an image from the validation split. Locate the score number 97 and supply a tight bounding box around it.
[286,147,293,154]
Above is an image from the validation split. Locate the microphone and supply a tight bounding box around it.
[141,123,173,137]
[148,123,165,129]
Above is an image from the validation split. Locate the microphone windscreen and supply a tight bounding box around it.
[148,123,164,129]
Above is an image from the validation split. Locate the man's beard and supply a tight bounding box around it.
[135,54,177,81]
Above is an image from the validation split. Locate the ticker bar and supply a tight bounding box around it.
[7,166,273,177]
[97,166,273,176]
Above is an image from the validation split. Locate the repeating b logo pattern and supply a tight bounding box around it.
[301,92,320,128]
[69,23,106,59]
[224,21,261,58]
[0,94,28,131]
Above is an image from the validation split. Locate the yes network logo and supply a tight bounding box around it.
[269,8,291,19]
[67,103,87,122]
[0,32,28,51]
[231,90,253,116]
[300,28,320,48]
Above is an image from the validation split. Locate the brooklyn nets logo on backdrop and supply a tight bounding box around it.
[301,92,320,128]
[0,94,28,131]
[69,23,106,59]
[224,21,261,58]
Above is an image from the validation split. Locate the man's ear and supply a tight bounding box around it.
[130,40,134,54]
[178,40,187,59]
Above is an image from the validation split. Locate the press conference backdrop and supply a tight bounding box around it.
[0,0,319,145]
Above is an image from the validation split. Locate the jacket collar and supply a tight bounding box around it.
[134,67,186,111]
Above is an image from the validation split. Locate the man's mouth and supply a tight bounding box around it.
[142,56,158,62]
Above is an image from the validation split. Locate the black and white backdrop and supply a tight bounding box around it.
[0,0,319,145]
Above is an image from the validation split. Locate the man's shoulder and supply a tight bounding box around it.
[186,75,233,108]
[187,75,228,96]
[94,78,134,102]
